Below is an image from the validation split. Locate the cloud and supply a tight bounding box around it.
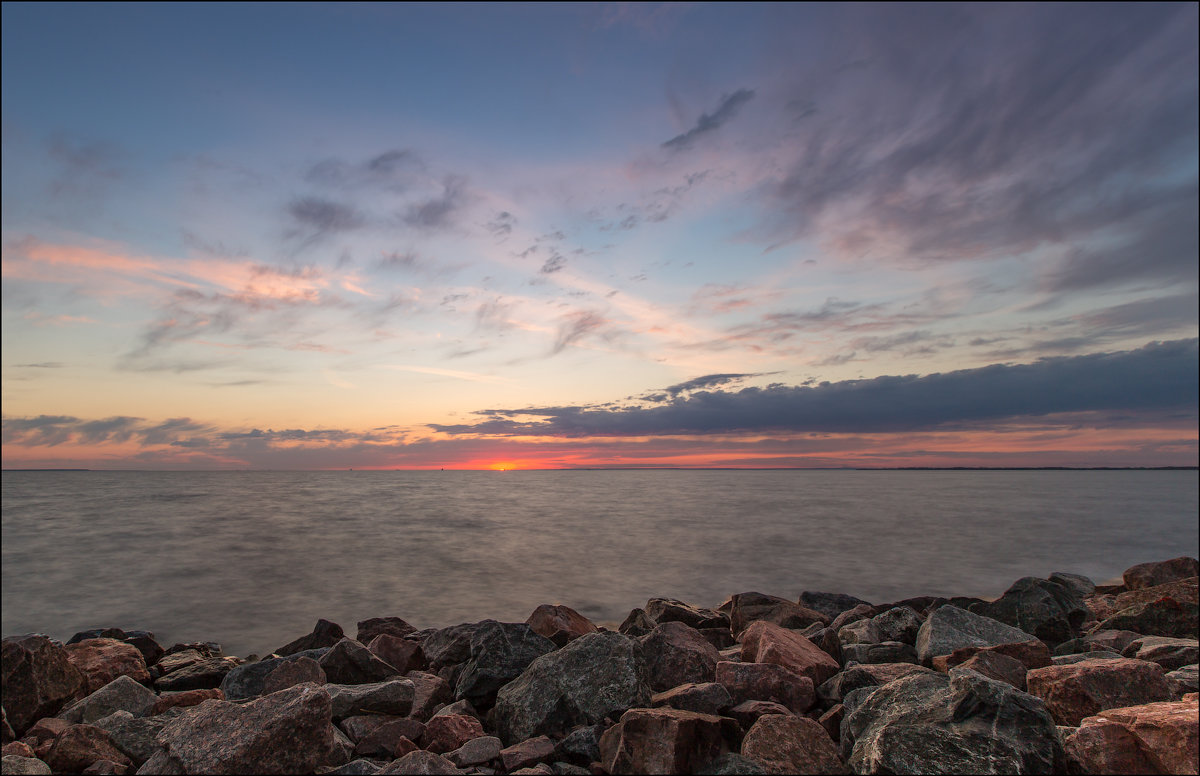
[305,149,423,190]
[663,89,756,151]
[551,310,608,354]
[287,197,364,237]
[403,175,468,230]
[663,373,769,396]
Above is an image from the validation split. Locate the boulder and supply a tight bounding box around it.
[446,734,501,767]
[1047,572,1096,598]
[217,648,329,700]
[1113,576,1199,610]
[955,651,1028,691]
[726,701,791,731]
[969,577,1089,647]
[1071,694,1199,775]
[1123,557,1200,590]
[0,755,52,775]
[149,689,223,717]
[525,606,598,647]
[840,642,918,665]
[492,632,651,744]
[152,683,336,774]
[714,661,814,713]
[324,680,415,720]
[650,683,733,716]
[339,714,414,744]
[798,592,873,622]
[1,634,86,735]
[1062,718,1162,774]
[550,724,603,767]
[356,618,417,644]
[915,605,1038,665]
[275,619,346,657]
[645,598,728,631]
[352,720,420,760]
[420,624,484,670]
[366,636,424,675]
[376,750,460,775]
[828,605,878,633]
[58,676,157,724]
[64,639,151,697]
[931,640,1052,673]
[91,710,176,767]
[1025,657,1173,725]
[44,724,131,774]
[617,609,657,638]
[454,622,556,707]
[816,664,935,704]
[638,622,720,692]
[702,752,769,775]
[1122,636,1200,671]
[597,707,726,775]
[1095,596,1200,639]
[868,607,923,645]
[1052,650,1124,665]
[738,621,839,688]
[420,713,484,754]
[154,650,207,678]
[1084,629,1144,654]
[841,668,1064,774]
[319,639,402,686]
[405,671,453,722]
[723,593,827,636]
[153,658,240,692]
[430,698,477,720]
[836,619,877,647]
[121,635,164,672]
[1166,665,1198,697]
[500,735,556,771]
[262,656,326,694]
[740,714,847,775]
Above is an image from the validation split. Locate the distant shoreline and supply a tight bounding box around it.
[3,466,1197,473]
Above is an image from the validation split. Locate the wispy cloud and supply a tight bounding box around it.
[663,89,756,151]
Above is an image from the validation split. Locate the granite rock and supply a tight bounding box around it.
[525,606,597,647]
[740,713,847,775]
[598,707,727,775]
[638,622,720,692]
[1025,657,1173,726]
[915,605,1039,665]
[275,619,346,657]
[738,621,840,688]
[1,635,86,736]
[455,622,555,707]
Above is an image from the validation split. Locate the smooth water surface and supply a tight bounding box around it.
[3,469,1196,656]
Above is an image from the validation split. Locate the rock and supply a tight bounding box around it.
[275,619,346,657]
[3,743,35,758]
[421,624,484,670]
[698,628,736,651]
[324,759,382,776]
[1084,629,1144,654]
[367,636,425,675]
[1166,665,1199,697]
[828,604,877,633]
[0,755,52,775]
[1123,636,1200,671]
[1,634,86,735]
[818,705,844,743]
[969,577,1089,647]
[645,598,729,631]
[798,592,873,622]
[723,593,827,636]
[1096,596,1200,639]
[597,707,727,775]
[931,640,1053,674]
[325,680,416,720]
[421,714,484,754]
[376,750,460,775]
[740,713,847,775]
[352,720,420,760]
[638,622,720,692]
[44,724,132,774]
[1124,557,1200,590]
[726,701,791,730]
[58,676,158,724]
[154,650,207,678]
[431,699,477,720]
[121,637,163,671]
[700,752,769,775]
[738,621,840,688]
[650,683,733,716]
[1047,572,1096,598]
[455,622,556,707]
[153,683,336,774]
[1112,576,1198,611]
[1052,650,1124,665]
[550,724,603,767]
[91,710,176,767]
[339,714,412,743]
[500,735,556,771]
[617,609,657,637]
[836,619,877,646]
[839,642,918,665]
[357,618,417,644]
[816,664,935,704]
[152,657,240,692]
[262,656,327,694]
[525,606,598,647]
[1073,694,1199,775]
[493,632,650,744]
[217,648,329,700]
[148,689,223,717]
[955,651,1028,691]
[868,607,923,645]
[915,605,1039,665]
[19,718,69,754]
[320,639,403,685]
[63,640,151,697]
[446,735,501,767]
[549,762,590,776]
[405,671,454,722]
[841,668,1064,774]
[714,661,814,713]
[1025,657,1173,725]
[68,630,128,646]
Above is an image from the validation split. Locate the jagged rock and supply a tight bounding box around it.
[1122,636,1200,671]
[2,634,86,736]
[969,577,1089,647]
[1096,597,1200,639]
[352,720,420,760]
[740,714,847,775]
[122,636,163,671]
[798,592,873,622]
[421,713,484,754]
[639,622,720,692]
[598,707,726,775]
[68,630,128,645]
[955,651,1028,691]
[550,724,603,767]
[325,680,416,720]
[836,619,877,646]
[153,658,240,692]
[1,755,52,775]
[818,705,844,743]
[493,632,650,744]
[1047,572,1096,598]
[722,593,827,636]
[319,639,402,685]
[1070,694,1199,775]
[357,618,417,644]
[915,605,1038,665]
[931,640,1052,672]
[1083,629,1143,654]
[455,622,555,707]
[92,710,177,767]
[650,682,733,716]
[421,624,485,670]
[738,621,839,688]
[446,735,501,767]
[323,759,382,776]
[218,648,330,700]
[262,656,326,694]
[154,650,207,678]
[44,724,131,774]
[500,735,556,771]
[58,676,157,724]
[406,672,454,721]
[645,598,729,631]
[1062,717,1160,775]
[1025,657,1174,725]
[868,607,923,645]
[149,690,222,716]
[698,628,736,651]
[3,743,35,758]
[715,661,814,713]
[840,642,918,665]
[339,714,414,744]
[367,636,425,675]
[828,605,877,633]
[275,619,346,657]
[431,699,477,719]
[817,663,935,704]
[617,609,656,637]
[525,606,597,647]
[1123,557,1200,590]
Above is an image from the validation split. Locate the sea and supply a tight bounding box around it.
[2,469,1196,657]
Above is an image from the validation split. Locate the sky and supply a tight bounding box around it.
[1,2,1197,470]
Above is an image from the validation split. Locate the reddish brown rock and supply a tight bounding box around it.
[1086,629,1143,654]
[1,634,86,735]
[354,719,421,759]
[44,724,131,774]
[153,649,207,678]
[1025,657,1173,726]
[339,714,417,743]
[421,713,484,754]
[639,622,720,692]
[1064,720,1162,774]
[2,741,36,758]
[727,700,791,730]
[405,671,453,722]
[20,718,70,752]
[1097,595,1200,640]
[261,656,326,694]
[650,682,733,716]
[818,704,844,743]
[357,617,417,644]
[1122,636,1200,671]
[1084,594,1118,622]
[1114,577,1200,609]
[62,640,150,697]
[715,661,814,713]
[724,592,828,636]
[1124,558,1200,590]
[148,688,224,716]
[739,621,840,688]
[598,707,726,775]
[81,759,128,775]
[740,713,848,775]
[955,651,1028,691]
[500,735,556,771]
[377,750,460,775]
[931,639,1052,673]
[1073,693,1199,775]
[367,635,425,675]
[526,605,598,647]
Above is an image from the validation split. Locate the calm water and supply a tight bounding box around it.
[2,470,1197,657]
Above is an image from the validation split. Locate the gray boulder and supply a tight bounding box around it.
[841,642,918,665]
[799,592,873,622]
[325,680,416,720]
[93,709,181,767]
[870,607,924,645]
[454,622,555,707]
[219,648,330,700]
[969,578,1088,647]
[421,623,486,670]
[319,639,402,685]
[916,606,1038,665]
[276,619,346,657]
[58,675,157,724]
[638,622,720,692]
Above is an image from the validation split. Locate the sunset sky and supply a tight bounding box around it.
[2,2,1197,470]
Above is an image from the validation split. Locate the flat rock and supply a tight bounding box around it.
[1075,693,1199,775]
[969,577,1089,647]
[500,735,556,771]
[275,619,346,657]
[44,724,131,774]
[1122,636,1200,671]
[320,639,403,686]
[153,657,240,692]
[325,679,415,720]
[525,606,597,647]
[1123,557,1200,590]
[740,713,847,775]
[376,750,460,775]
[2,635,87,736]
[645,598,728,631]
[915,605,1039,665]
[1052,650,1124,665]
[738,621,839,688]
[638,622,720,692]
[367,636,425,675]
[798,592,873,622]
[715,661,814,713]
[650,682,733,716]
[455,622,555,707]
[1025,657,1173,725]
[357,618,417,644]
[421,713,484,754]
[597,707,726,775]
[154,650,207,678]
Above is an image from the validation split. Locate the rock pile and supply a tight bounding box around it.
[2,556,1197,775]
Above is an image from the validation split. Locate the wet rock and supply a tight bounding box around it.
[455,622,555,707]
[650,683,733,716]
[45,724,131,774]
[550,724,603,767]
[325,679,416,720]
[955,651,1028,691]
[421,713,484,754]
[406,671,454,721]
[931,640,1053,673]
[153,657,240,692]
[1073,694,1199,775]
[1123,557,1200,590]
[500,735,556,771]
[1122,636,1200,671]
[915,605,1038,665]
[638,622,720,692]
[275,619,346,657]
[715,661,814,713]
[840,642,918,665]
[91,710,176,767]
[153,683,336,774]
[645,598,729,631]
[726,700,790,730]
[1052,650,1124,665]
[357,618,417,644]
[262,655,327,694]
[446,735,501,767]
[1,634,86,735]
[598,707,726,775]
[367,636,425,676]
[969,577,1089,647]
[740,713,847,775]
[58,676,157,724]
[868,607,923,645]
[798,592,872,623]
[617,609,656,638]
[320,639,403,686]
[353,720,420,760]
[421,624,485,671]
[738,621,840,688]
[376,750,460,775]
[1166,664,1199,697]
[1025,657,1173,725]
[0,755,52,775]
[493,632,651,744]
[525,606,598,647]
[1047,572,1096,598]
[816,663,935,704]
[723,593,827,636]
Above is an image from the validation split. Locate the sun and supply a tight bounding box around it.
[489,461,517,471]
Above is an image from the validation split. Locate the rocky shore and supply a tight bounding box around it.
[3,556,1198,775]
